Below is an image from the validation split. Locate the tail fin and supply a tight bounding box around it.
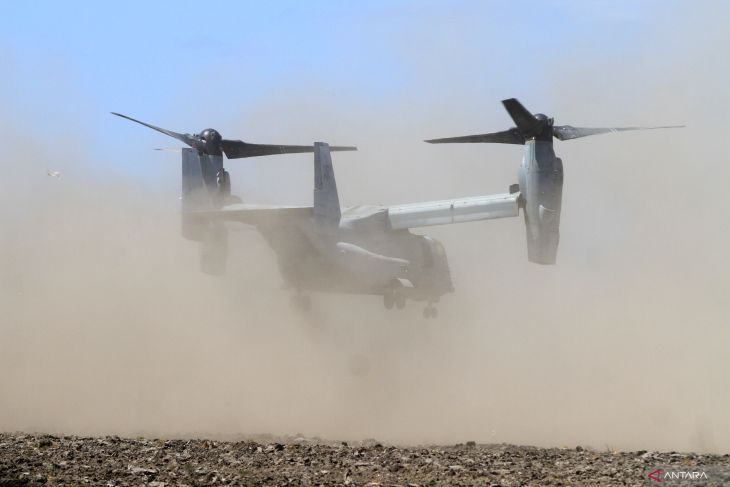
[313,142,341,223]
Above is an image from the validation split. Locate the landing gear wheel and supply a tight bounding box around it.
[383,293,394,310]
[395,294,406,309]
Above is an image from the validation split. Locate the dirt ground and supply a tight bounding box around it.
[1,433,728,486]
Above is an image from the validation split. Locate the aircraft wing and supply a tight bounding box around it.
[191,204,312,225]
[387,192,520,230]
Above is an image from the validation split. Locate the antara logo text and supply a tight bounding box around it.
[647,468,709,482]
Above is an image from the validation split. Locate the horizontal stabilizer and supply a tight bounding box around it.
[388,192,520,230]
[191,204,312,224]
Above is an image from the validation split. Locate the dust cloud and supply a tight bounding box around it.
[1,3,729,454]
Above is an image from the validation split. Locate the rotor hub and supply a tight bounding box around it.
[196,128,223,155]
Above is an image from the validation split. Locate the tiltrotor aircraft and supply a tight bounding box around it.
[426,98,683,264]
[113,101,680,316]
[113,113,523,317]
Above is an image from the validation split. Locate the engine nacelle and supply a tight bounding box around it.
[181,149,236,241]
[521,151,563,265]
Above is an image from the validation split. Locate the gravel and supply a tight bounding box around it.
[0,432,728,486]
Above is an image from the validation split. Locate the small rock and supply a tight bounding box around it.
[128,466,157,475]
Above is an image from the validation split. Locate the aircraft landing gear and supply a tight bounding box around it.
[383,292,406,310]
[422,305,438,319]
[290,293,312,311]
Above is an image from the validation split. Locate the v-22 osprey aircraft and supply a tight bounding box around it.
[112,113,520,317]
[113,101,681,317]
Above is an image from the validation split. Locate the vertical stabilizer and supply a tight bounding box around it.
[313,142,341,223]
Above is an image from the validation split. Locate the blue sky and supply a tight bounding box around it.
[1,0,686,185]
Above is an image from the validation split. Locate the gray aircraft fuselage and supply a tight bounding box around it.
[266,211,454,302]
[186,146,455,309]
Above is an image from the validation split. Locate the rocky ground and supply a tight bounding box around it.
[0,433,728,486]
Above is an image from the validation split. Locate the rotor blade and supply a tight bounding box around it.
[425,128,525,145]
[502,98,542,134]
[111,112,195,146]
[553,124,685,141]
[221,140,357,159]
